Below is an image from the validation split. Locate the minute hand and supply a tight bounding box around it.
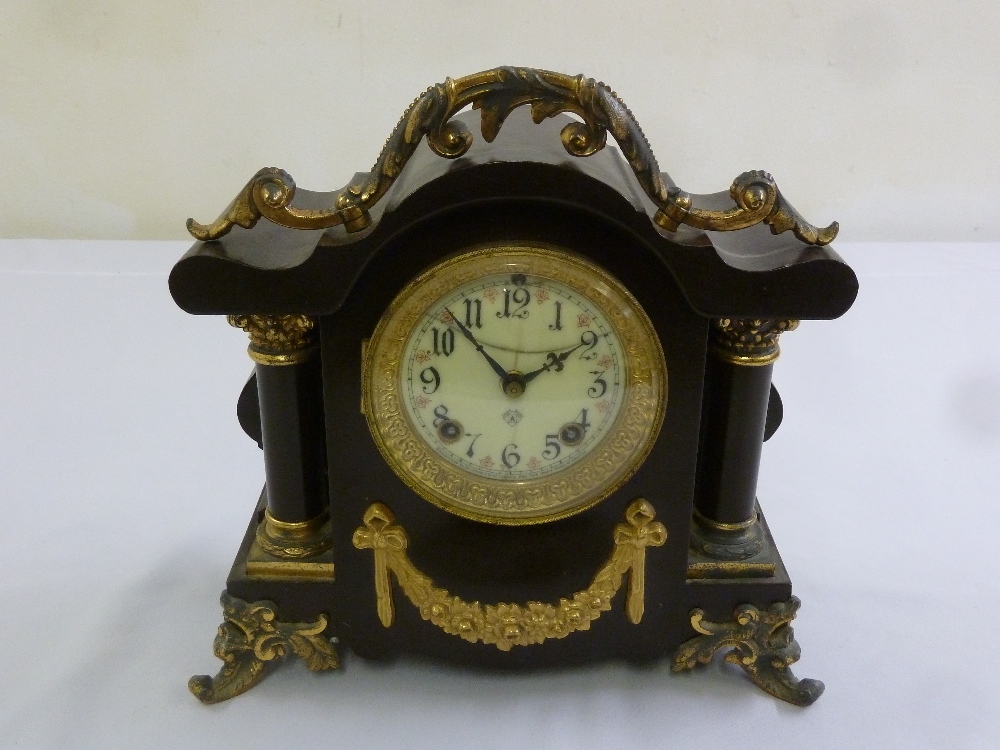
[444,308,509,381]
[522,343,585,383]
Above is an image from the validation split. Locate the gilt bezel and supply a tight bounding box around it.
[362,244,667,524]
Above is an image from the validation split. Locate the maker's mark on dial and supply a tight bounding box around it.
[502,408,523,427]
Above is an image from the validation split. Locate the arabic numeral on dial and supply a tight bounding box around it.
[579,330,598,359]
[432,326,455,356]
[588,370,607,398]
[419,366,441,394]
[501,443,520,469]
[497,288,531,319]
[463,298,483,329]
[432,404,449,427]
[542,434,561,460]
[549,300,562,331]
[465,433,481,458]
[577,408,591,431]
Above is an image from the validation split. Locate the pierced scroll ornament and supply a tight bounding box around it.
[671,596,825,706]
[188,592,339,704]
[352,498,666,651]
[188,67,837,247]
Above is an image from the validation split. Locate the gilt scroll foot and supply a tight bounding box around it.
[189,591,339,704]
[672,596,824,706]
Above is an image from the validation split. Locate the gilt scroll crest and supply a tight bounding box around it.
[351,499,666,651]
[188,67,837,246]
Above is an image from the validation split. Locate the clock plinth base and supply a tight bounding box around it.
[191,495,821,705]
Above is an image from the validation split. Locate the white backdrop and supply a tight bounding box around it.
[1,0,998,241]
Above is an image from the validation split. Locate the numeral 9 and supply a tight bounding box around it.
[420,366,441,394]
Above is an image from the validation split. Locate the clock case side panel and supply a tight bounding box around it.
[322,194,706,669]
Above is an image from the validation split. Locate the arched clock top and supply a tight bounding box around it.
[186,66,837,247]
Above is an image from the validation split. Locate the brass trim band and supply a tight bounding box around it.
[245,559,335,579]
[247,346,317,366]
[710,344,781,367]
[686,561,776,579]
[693,507,758,532]
[255,509,332,559]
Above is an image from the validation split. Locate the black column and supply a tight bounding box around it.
[229,314,331,559]
[690,318,797,560]
[256,358,327,522]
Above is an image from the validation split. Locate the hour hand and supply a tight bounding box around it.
[444,307,508,381]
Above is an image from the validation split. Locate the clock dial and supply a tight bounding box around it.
[363,245,666,524]
[401,273,623,481]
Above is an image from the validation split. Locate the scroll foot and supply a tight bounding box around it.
[189,591,339,704]
[672,595,824,706]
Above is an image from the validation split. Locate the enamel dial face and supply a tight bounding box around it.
[363,245,666,524]
[403,274,622,481]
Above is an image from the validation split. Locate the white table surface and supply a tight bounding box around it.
[1,240,997,749]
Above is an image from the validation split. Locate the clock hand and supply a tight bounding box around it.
[522,342,585,384]
[444,307,509,382]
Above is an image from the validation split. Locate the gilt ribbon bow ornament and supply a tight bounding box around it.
[615,500,668,624]
[351,503,409,627]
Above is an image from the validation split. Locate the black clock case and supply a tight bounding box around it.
[171,109,858,670]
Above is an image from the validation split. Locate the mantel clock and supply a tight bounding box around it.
[170,67,857,706]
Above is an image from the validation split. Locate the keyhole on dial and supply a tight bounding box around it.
[437,419,464,444]
[559,422,586,446]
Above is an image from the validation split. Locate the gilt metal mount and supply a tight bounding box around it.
[672,596,824,706]
[228,314,318,366]
[352,498,666,651]
[188,67,838,246]
[711,318,800,367]
[189,592,339,704]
